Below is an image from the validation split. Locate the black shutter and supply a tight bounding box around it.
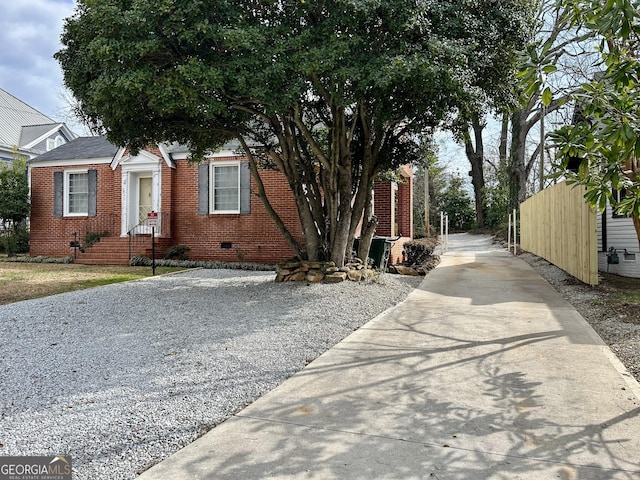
[198,163,209,215]
[53,171,63,217]
[88,169,97,217]
[240,162,251,214]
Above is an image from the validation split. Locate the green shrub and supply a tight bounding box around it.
[164,244,191,260]
[129,255,152,266]
[0,223,29,256]
[403,241,435,266]
[1,255,73,264]
[80,231,109,251]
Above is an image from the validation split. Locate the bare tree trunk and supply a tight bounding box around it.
[358,186,378,263]
[464,116,487,228]
[508,110,529,210]
[499,114,509,165]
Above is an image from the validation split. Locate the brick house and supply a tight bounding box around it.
[28,136,413,265]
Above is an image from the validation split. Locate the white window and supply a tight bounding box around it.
[65,171,89,215]
[46,135,65,151]
[210,162,240,213]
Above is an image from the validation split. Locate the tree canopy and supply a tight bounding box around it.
[0,154,29,229]
[58,0,533,265]
[0,154,30,256]
[550,0,640,242]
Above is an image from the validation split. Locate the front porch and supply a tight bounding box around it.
[70,212,172,265]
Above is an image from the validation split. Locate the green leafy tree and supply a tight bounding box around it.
[413,137,447,237]
[439,174,476,231]
[483,162,512,229]
[57,0,532,266]
[550,0,640,244]
[0,152,30,255]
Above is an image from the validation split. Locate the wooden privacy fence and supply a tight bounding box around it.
[520,181,598,285]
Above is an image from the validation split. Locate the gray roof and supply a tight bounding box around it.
[0,88,55,147]
[29,136,120,163]
[162,142,190,154]
[163,141,242,155]
[19,123,64,146]
[29,136,243,164]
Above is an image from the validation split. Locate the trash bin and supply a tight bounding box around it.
[369,237,392,269]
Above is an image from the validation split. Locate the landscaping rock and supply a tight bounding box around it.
[275,259,381,284]
[287,271,307,282]
[324,272,348,283]
[347,269,363,281]
[305,270,325,283]
[390,265,420,276]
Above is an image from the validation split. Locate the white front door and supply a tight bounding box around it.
[123,170,159,235]
[119,151,163,237]
[138,176,153,224]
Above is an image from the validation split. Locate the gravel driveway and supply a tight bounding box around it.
[0,268,421,479]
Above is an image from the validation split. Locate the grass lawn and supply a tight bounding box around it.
[0,261,184,305]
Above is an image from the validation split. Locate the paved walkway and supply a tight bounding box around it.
[139,234,640,479]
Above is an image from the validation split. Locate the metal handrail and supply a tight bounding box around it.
[75,214,117,252]
[126,211,170,259]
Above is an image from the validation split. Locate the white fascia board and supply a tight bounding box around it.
[59,124,79,140]
[211,150,241,158]
[110,147,129,170]
[30,157,114,168]
[170,149,241,161]
[158,143,177,168]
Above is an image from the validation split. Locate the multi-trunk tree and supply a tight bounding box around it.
[57,0,532,266]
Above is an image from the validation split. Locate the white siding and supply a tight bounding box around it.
[598,204,640,278]
[605,205,639,252]
[597,212,603,251]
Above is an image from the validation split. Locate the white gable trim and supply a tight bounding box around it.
[158,143,177,168]
[111,147,176,170]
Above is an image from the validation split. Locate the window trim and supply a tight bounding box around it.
[64,169,90,216]
[46,135,65,152]
[209,161,241,214]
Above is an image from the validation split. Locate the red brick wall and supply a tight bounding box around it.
[374,181,393,237]
[29,163,121,257]
[29,153,411,265]
[372,167,414,241]
[397,165,414,239]
[169,158,302,263]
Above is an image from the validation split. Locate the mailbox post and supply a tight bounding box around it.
[147,212,158,275]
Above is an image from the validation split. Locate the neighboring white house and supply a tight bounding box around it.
[597,195,640,278]
[0,87,77,163]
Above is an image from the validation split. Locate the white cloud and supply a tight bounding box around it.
[0,0,78,128]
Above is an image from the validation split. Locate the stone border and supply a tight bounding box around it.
[275,259,376,283]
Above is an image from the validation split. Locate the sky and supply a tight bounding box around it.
[0,0,81,130]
